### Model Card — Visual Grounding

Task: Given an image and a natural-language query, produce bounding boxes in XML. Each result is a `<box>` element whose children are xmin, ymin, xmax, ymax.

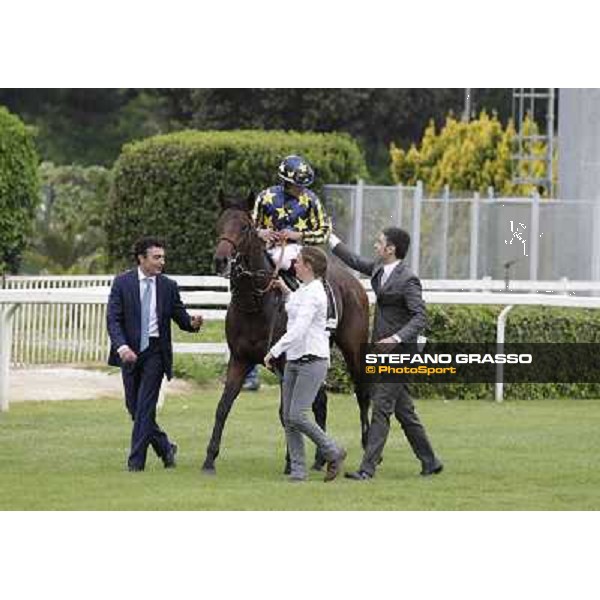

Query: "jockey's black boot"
<box><xmin>279</xmin><ymin>268</ymin><xmax>300</xmax><ymax>291</ymax></box>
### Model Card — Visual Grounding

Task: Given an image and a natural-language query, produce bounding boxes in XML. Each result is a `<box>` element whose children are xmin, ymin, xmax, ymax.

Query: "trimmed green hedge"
<box><xmin>327</xmin><ymin>304</ymin><xmax>600</xmax><ymax>400</ymax></box>
<box><xmin>107</xmin><ymin>130</ymin><xmax>367</xmax><ymax>273</ymax></box>
<box><xmin>0</xmin><ymin>106</ymin><xmax>39</xmax><ymax>274</ymax></box>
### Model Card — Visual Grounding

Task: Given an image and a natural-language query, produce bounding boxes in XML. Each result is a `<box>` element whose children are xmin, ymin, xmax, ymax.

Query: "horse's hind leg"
<box><xmin>355</xmin><ymin>382</ymin><xmax>370</xmax><ymax>450</ymax></box>
<box><xmin>338</xmin><ymin>341</ymin><xmax>370</xmax><ymax>450</ymax></box>
<box><xmin>277</xmin><ymin>376</ymin><xmax>292</xmax><ymax>475</ymax></box>
<box><xmin>202</xmin><ymin>358</ymin><xmax>249</xmax><ymax>474</ymax></box>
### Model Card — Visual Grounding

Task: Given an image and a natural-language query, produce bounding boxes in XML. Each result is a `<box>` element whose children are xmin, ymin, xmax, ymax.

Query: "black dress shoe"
<box><xmin>163</xmin><ymin>443</ymin><xmax>178</xmax><ymax>469</ymax></box>
<box><xmin>344</xmin><ymin>470</ymin><xmax>373</xmax><ymax>481</ymax></box>
<box><xmin>420</xmin><ymin>461</ymin><xmax>444</xmax><ymax>476</ymax></box>
<box><xmin>311</xmin><ymin>459</ymin><xmax>325</xmax><ymax>472</ymax></box>
<box><xmin>128</xmin><ymin>465</ymin><xmax>144</xmax><ymax>472</ymax></box>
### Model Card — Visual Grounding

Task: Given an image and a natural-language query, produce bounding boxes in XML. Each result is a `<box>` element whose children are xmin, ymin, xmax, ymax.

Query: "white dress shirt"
<box><xmin>138</xmin><ymin>268</ymin><xmax>159</xmax><ymax>338</ymax></box>
<box><xmin>269</xmin><ymin>279</ymin><xmax>330</xmax><ymax>362</ymax></box>
<box><xmin>380</xmin><ymin>261</ymin><xmax>401</xmax><ymax>342</ymax></box>
<box><xmin>117</xmin><ymin>269</ymin><xmax>159</xmax><ymax>356</ymax></box>
<box><xmin>380</xmin><ymin>260</ymin><xmax>400</xmax><ymax>287</ymax></box>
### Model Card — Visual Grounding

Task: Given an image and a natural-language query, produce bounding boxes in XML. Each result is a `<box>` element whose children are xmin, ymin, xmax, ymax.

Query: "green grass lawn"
<box><xmin>1</xmin><ymin>386</ymin><xmax>599</xmax><ymax>510</ymax></box>
<box><xmin>173</xmin><ymin>319</ymin><xmax>224</xmax><ymax>343</ymax></box>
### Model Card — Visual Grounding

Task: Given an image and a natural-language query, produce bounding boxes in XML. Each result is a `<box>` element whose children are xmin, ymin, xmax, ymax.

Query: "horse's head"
<box><xmin>214</xmin><ymin>190</ymin><xmax>257</xmax><ymax>276</ymax></box>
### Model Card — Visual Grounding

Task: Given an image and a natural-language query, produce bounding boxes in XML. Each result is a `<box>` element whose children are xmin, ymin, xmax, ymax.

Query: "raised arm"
<box><xmin>329</xmin><ymin>234</ymin><xmax>376</xmax><ymax>276</ymax></box>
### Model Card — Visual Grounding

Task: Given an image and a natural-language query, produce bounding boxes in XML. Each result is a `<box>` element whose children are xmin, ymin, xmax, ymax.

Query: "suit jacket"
<box><xmin>333</xmin><ymin>243</ymin><xmax>426</xmax><ymax>343</ymax></box>
<box><xmin>107</xmin><ymin>270</ymin><xmax>195</xmax><ymax>380</ymax></box>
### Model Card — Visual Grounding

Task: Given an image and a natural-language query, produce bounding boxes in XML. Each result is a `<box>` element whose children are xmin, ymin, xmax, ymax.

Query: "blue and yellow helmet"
<box><xmin>277</xmin><ymin>155</ymin><xmax>315</xmax><ymax>187</ymax></box>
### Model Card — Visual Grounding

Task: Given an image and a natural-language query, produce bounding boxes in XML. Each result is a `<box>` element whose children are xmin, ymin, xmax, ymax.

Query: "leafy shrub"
<box><xmin>107</xmin><ymin>130</ymin><xmax>367</xmax><ymax>273</ymax></box>
<box><xmin>327</xmin><ymin>304</ymin><xmax>600</xmax><ymax>400</ymax></box>
<box><xmin>390</xmin><ymin>112</ymin><xmax>553</xmax><ymax>196</ymax></box>
<box><xmin>0</xmin><ymin>106</ymin><xmax>39</xmax><ymax>274</ymax></box>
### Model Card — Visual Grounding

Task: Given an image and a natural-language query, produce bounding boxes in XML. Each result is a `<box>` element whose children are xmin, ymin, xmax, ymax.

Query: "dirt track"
<box><xmin>8</xmin><ymin>367</ymin><xmax>194</xmax><ymax>402</ymax></box>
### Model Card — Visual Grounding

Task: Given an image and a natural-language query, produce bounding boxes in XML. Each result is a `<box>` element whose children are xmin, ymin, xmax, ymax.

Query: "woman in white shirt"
<box><xmin>264</xmin><ymin>247</ymin><xmax>346</xmax><ymax>482</ymax></box>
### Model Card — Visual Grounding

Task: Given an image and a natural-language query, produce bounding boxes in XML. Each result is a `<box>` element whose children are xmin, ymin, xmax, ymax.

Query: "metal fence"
<box><xmin>4</xmin><ymin>274</ymin><xmax>600</xmax><ymax>373</ymax></box>
<box><xmin>324</xmin><ymin>183</ymin><xmax>600</xmax><ymax>282</ymax></box>
<box><xmin>0</xmin><ymin>276</ymin><xmax>113</xmax><ymax>366</ymax></box>
<box><xmin>0</xmin><ymin>275</ymin><xmax>229</xmax><ymax>367</ymax></box>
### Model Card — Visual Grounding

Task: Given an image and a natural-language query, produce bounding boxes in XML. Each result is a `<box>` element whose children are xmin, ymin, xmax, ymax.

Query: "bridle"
<box><xmin>216</xmin><ymin>213</ymin><xmax>290</xmax><ymax>350</ymax></box>
<box><xmin>217</xmin><ymin>224</ymin><xmax>287</xmax><ymax>305</ymax></box>
<box><xmin>217</xmin><ymin>235</ymin><xmax>239</xmax><ymax>254</ymax></box>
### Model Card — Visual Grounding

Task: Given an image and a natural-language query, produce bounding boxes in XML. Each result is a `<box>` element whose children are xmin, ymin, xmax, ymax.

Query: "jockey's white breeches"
<box><xmin>267</xmin><ymin>243</ymin><xmax>301</xmax><ymax>271</ymax></box>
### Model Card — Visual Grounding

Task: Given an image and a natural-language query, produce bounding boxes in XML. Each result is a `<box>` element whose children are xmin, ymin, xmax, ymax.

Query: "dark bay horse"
<box><xmin>201</xmin><ymin>192</ymin><xmax>370</xmax><ymax>474</ymax></box>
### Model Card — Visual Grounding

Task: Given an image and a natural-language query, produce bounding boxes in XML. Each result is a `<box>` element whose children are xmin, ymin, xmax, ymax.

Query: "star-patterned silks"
<box><xmin>262</xmin><ymin>190</ymin><xmax>275</xmax><ymax>205</ymax></box>
<box><xmin>298</xmin><ymin>193</ymin><xmax>310</xmax><ymax>207</ymax></box>
<box><xmin>252</xmin><ymin>185</ymin><xmax>328</xmax><ymax>242</ymax></box>
<box><xmin>295</xmin><ymin>217</ymin><xmax>308</xmax><ymax>231</ymax></box>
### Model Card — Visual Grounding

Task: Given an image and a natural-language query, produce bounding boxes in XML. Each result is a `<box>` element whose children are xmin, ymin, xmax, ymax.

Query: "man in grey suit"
<box><xmin>329</xmin><ymin>226</ymin><xmax>443</xmax><ymax>480</ymax></box>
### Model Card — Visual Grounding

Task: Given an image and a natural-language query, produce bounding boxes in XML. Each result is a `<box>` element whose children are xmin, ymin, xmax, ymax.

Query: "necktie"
<box><xmin>140</xmin><ymin>278</ymin><xmax>152</xmax><ymax>352</ymax></box>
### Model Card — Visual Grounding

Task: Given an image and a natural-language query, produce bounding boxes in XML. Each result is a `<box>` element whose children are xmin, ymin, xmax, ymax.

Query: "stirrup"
<box><xmin>323</xmin><ymin>279</ymin><xmax>338</xmax><ymax>332</ymax></box>
<box><xmin>326</xmin><ymin>318</ymin><xmax>338</xmax><ymax>333</ymax></box>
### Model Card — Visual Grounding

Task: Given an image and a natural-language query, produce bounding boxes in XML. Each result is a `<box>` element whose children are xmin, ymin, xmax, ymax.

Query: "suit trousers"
<box><xmin>360</xmin><ymin>382</ymin><xmax>438</xmax><ymax>476</ymax></box>
<box><xmin>281</xmin><ymin>358</ymin><xmax>339</xmax><ymax>479</ymax></box>
<box><xmin>122</xmin><ymin>338</ymin><xmax>171</xmax><ymax>469</ymax></box>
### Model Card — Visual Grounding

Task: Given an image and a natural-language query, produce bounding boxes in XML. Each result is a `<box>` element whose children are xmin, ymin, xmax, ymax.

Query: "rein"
<box><xmin>259</xmin><ymin>238</ymin><xmax>287</xmax><ymax>295</ymax></box>
<box><xmin>217</xmin><ymin>217</ymin><xmax>292</xmax><ymax>365</ymax></box>
<box><xmin>218</xmin><ymin>233</ymin><xmax>287</xmax><ymax>297</ymax></box>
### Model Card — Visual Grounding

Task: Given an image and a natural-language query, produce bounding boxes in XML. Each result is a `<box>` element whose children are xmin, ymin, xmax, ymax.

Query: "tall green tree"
<box><xmin>21</xmin><ymin>163</ymin><xmax>112</xmax><ymax>274</ymax></box>
<box><xmin>0</xmin><ymin>89</ymin><xmax>514</xmax><ymax>178</ymax></box>
<box><xmin>156</xmin><ymin>89</ymin><xmax>469</xmax><ymax>181</ymax></box>
<box><xmin>0</xmin><ymin>89</ymin><xmax>165</xmax><ymax>166</ymax></box>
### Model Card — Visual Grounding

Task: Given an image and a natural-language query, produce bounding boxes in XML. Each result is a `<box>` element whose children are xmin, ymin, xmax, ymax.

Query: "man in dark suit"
<box><xmin>329</xmin><ymin>226</ymin><xmax>443</xmax><ymax>480</ymax></box>
<box><xmin>107</xmin><ymin>237</ymin><xmax>203</xmax><ymax>472</ymax></box>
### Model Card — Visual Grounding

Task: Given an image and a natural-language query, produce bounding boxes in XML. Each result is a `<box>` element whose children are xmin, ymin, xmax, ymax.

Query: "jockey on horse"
<box><xmin>253</xmin><ymin>154</ymin><xmax>338</xmax><ymax>330</ymax></box>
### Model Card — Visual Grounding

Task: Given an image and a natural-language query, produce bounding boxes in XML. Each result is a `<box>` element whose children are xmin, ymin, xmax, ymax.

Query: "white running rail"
<box><xmin>2</xmin><ymin>275</ymin><xmax>600</xmax><ymax>410</ymax></box>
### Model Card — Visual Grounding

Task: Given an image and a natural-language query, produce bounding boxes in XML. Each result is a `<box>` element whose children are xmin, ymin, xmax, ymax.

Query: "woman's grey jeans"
<box><xmin>281</xmin><ymin>357</ymin><xmax>339</xmax><ymax>479</ymax></box>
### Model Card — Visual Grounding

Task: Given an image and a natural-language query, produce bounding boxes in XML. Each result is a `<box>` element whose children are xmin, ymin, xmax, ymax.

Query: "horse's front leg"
<box><xmin>202</xmin><ymin>357</ymin><xmax>250</xmax><ymax>474</ymax></box>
